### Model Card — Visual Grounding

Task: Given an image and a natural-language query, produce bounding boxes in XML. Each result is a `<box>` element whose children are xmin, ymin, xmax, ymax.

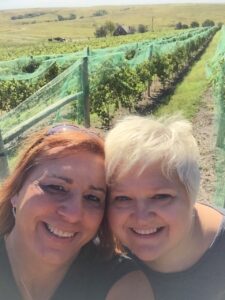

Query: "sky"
<box><xmin>0</xmin><ymin>0</ymin><xmax>225</xmax><ymax>10</ymax></box>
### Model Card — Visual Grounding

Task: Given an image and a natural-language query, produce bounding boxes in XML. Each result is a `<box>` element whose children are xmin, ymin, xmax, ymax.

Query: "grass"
<box><xmin>0</xmin><ymin>29</ymin><xmax>177</xmax><ymax>60</ymax></box>
<box><xmin>155</xmin><ymin>29</ymin><xmax>221</xmax><ymax>119</ymax></box>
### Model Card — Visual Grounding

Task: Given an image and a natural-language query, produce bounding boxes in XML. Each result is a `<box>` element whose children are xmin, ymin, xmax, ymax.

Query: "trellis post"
<box><xmin>82</xmin><ymin>53</ymin><xmax>90</xmax><ymax>128</ymax></box>
<box><xmin>0</xmin><ymin>129</ymin><xmax>9</xmax><ymax>182</ymax></box>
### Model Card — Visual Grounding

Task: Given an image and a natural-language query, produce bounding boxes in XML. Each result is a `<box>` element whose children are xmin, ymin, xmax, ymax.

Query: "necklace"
<box><xmin>19</xmin><ymin>277</ymin><xmax>34</xmax><ymax>300</ymax></box>
<box><xmin>5</xmin><ymin>236</ymin><xmax>34</xmax><ymax>300</ymax></box>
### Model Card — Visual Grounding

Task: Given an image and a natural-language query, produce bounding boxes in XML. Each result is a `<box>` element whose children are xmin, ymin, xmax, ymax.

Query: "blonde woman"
<box><xmin>105</xmin><ymin>115</ymin><xmax>225</xmax><ymax>300</ymax></box>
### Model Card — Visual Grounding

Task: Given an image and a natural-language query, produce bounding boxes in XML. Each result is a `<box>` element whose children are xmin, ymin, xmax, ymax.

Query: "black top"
<box><xmin>131</xmin><ymin>216</ymin><xmax>225</xmax><ymax>300</ymax></box>
<box><xmin>0</xmin><ymin>238</ymin><xmax>138</xmax><ymax>300</ymax></box>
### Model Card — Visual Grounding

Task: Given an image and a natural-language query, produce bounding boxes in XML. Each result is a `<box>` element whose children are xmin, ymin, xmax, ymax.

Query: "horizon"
<box><xmin>0</xmin><ymin>0</ymin><xmax>225</xmax><ymax>11</ymax></box>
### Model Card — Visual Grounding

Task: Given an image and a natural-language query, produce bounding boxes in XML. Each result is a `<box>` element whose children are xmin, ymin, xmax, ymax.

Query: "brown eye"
<box><xmin>114</xmin><ymin>195</ymin><xmax>131</xmax><ymax>202</ymax></box>
<box><xmin>84</xmin><ymin>194</ymin><xmax>100</xmax><ymax>203</ymax></box>
<box><xmin>39</xmin><ymin>184</ymin><xmax>67</xmax><ymax>194</ymax></box>
<box><xmin>152</xmin><ymin>194</ymin><xmax>172</xmax><ymax>200</ymax></box>
<box><xmin>84</xmin><ymin>194</ymin><xmax>103</xmax><ymax>208</ymax></box>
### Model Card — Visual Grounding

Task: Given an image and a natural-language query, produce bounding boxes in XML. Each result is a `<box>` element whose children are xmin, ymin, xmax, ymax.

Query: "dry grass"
<box><xmin>0</xmin><ymin>4</ymin><xmax>224</xmax><ymax>45</ymax></box>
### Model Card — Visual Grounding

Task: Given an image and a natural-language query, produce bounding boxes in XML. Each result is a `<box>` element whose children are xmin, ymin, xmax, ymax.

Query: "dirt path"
<box><xmin>192</xmin><ymin>87</ymin><xmax>216</xmax><ymax>204</ymax></box>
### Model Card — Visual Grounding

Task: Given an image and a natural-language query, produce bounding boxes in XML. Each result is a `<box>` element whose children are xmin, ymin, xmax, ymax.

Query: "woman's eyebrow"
<box><xmin>49</xmin><ymin>174</ymin><xmax>73</xmax><ymax>184</ymax></box>
<box><xmin>89</xmin><ymin>185</ymin><xmax>106</xmax><ymax>194</ymax></box>
<box><xmin>48</xmin><ymin>176</ymin><xmax>106</xmax><ymax>193</ymax></box>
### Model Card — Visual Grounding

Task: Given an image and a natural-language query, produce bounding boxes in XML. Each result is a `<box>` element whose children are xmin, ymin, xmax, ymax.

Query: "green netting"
<box><xmin>90</xmin><ymin>27</ymin><xmax>215</xmax><ymax>71</ymax></box>
<box><xmin>207</xmin><ymin>25</ymin><xmax>225</xmax><ymax>207</ymax></box>
<box><xmin>0</xmin><ymin>26</ymin><xmax>212</xmax><ymax>83</ymax></box>
<box><xmin>0</xmin><ymin>59</ymin><xmax>82</xmax><ymax>138</ymax></box>
<box><xmin>0</xmin><ymin>26</ymin><xmax>217</xmax><ymax>146</ymax></box>
<box><xmin>0</xmin><ymin>52</ymin><xmax>84</xmax><ymax>82</ymax></box>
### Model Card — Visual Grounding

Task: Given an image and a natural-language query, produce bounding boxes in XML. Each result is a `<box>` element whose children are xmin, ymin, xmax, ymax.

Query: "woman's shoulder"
<box><xmin>195</xmin><ymin>203</ymin><xmax>225</xmax><ymax>252</ymax></box>
<box><xmin>196</xmin><ymin>202</ymin><xmax>225</xmax><ymax>216</ymax></box>
<box><xmin>195</xmin><ymin>202</ymin><xmax>225</xmax><ymax>227</ymax></box>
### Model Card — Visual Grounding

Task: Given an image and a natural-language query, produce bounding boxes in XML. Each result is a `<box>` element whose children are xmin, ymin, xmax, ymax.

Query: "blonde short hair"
<box><xmin>105</xmin><ymin>114</ymin><xmax>200</xmax><ymax>202</ymax></box>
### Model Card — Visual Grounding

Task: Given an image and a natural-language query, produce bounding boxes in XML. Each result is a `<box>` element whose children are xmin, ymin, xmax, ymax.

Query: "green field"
<box><xmin>0</xmin><ymin>4</ymin><xmax>224</xmax><ymax>46</ymax></box>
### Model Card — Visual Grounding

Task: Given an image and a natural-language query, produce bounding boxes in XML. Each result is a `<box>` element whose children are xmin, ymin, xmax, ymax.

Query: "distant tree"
<box><xmin>93</xmin><ymin>10</ymin><xmax>108</xmax><ymax>17</ymax></box>
<box><xmin>11</xmin><ymin>12</ymin><xmax>45</xmax><ymax>20</ymax></box>
<box><xmin>138</xmin><ymin>24</ymin><xmax>148</xmax><ymax>33</ymax></box>
<box><xmin>182</xmin><ymin>24</ymin><xmax>189</xmax><ymax>29</ymax></box>
<box><xmin>69</xmin><ymin>13</ymin><xmax>76</xmax><ymax>20</ymax></box>
<box><xmin>217</xmin><ymin>22</ymin><xmax>223</xmax><ymax>28</ymax></box>
<box><xmin>129</xmin><ymin>26</ymin><xmax>136</xmax><ymax>34</ymax></box>
<box><xmin>57</xmin><ymin>15</ymin><xmax>64</xmax><ymax>21</ymax></box>
<box><xmin>202</xmin><ymin>19</ymin><xmax>215</xmax><ymax>27</ymax></box>
<box><xmin>190</xmin><ymin>21</ymin><xmax>199</xmax><ymax>28</ymax></box>
<box><xmin>175</xmin><ymin>22</ymin><xmax>182</xmax><ymax>30</ymax></box>
<box><xmin>95</xmin><ymin>26</ymin><xmax>107</xmax><ymax>38</ymax></box>
<box><xmin>104</xmin><ymin>21</ymin><xmax>115</xmax><ymax>35</ymax></box>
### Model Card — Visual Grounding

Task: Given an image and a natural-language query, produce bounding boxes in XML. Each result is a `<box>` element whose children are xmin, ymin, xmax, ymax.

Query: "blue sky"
<box><xmin>0</xmin><ymin>0</ymin><xmax>225</xmax><ymax>10</ymax></box>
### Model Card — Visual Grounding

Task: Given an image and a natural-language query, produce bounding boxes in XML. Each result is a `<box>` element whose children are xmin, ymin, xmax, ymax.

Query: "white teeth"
<box><xmin>46</xmin><ymin>224</ymin><xmax>75</xmax><ymax>238</ymax></box>
<box><xmin>132</xmin><ymin>228</ymin><xmax>158</xmax><ymax>235</ymax></box>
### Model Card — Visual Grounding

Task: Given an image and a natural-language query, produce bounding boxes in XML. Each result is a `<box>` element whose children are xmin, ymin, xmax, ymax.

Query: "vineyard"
<box><xmin>0</xmin><ymin>29</ymin><xmax>178</xmax><ymax>61</ymax></box>
<box><xmin>0</xmin><ymin>27</ymin><xmax>218</xmax><ymax>130</ymax></box>
<box><xmin>0</xmin><ymin>24</ymin><xmax>223</xmax><ymax>188</ymax></box>
<box><xmin>208</xmin><ymin>26</ymin><xmax>225</xmax><ymax>207</ymax></box>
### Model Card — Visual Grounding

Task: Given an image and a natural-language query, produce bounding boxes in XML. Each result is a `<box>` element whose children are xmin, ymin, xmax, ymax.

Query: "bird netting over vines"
<box><xmin>0</xmin><ymin>26</ymin><xmax>217</xmax><ymax>142</ymax></box>
<box><xmin>208</xmin><ymin>25</ymin><xmax>225</xmax><ymax>208</ymax></box>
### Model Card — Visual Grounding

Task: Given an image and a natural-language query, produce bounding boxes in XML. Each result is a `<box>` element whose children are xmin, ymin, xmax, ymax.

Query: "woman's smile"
<box><xmin>44</xmin><ymin>223</ymin><xmax>76</xmax><ymax>239</ymax></box>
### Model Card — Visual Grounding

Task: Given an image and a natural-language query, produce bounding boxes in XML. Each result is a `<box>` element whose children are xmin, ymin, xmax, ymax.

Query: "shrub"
<box><xmin>190</xmin><ymin>21</ymin><xmax>199</xmax><ymax>28</ymax></box>
<box><xmin>202</xmin><ymin>19</ymin><xmax>215</xmax><ymax>27</ymax></box>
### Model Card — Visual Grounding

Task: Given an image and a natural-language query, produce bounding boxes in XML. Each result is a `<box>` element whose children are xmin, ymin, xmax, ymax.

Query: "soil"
<box><xmin>192</xmin><ymin>87</ymin><xmax>216</xmax><ymax>204</ymax></box>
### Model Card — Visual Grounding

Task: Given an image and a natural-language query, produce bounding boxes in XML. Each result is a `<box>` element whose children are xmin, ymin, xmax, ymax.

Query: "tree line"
<box><xmin>175</xmin><ymin>19</ymin><xmax>223</xmax><ymax>30</ymax></box>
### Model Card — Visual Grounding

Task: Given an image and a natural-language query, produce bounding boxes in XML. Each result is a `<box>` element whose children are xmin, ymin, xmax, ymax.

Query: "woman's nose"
<box><xmin>133</xmin><ymin>203</ymin><xmax>156</xmax><ymax>222</ymax></box>
<box><xmin>57</xmin><ymin>196</ymin><xmax>83</xmax><ymax>223</ymax></box>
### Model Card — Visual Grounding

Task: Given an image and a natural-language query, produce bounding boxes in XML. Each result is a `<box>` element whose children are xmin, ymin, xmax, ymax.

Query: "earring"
<box><xmin>12</xmin><ymin>206</ymin><xmax>16</xmax><ymax>218</ymax></box>
<box><xmin>93</xmin><ymin>236</ymin><xmax>100</xmax><ymax>245</ymax></box>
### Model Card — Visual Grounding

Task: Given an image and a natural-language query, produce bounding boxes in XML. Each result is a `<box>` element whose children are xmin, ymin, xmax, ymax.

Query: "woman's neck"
<box><xmin>146</xmin><ymin>208</ymin><xmax>202</xmax><ymax>273</ymax></box>
<box><xmin>146</xmin><ymin>204</ymin><xmax>223</xmax><ymax>273</ymax></box>
<box><xmin>5</xmin><ymin>232</ymin><xmax>71</xmax><ymax>300</ymax></box>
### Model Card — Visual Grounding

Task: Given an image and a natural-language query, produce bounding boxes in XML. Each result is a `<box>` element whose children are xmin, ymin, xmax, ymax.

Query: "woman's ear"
<box><xmin>11</xmin><ymin>194</ymin><xmax>18</xmax><ymax>207</ymax></box>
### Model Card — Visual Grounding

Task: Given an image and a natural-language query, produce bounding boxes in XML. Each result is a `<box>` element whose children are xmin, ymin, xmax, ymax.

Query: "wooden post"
<box><xmin>86</xmin><ymin>46</ymin><xmax>90</xmax><ymax>56</ymax></box>
<box><xmin>148</xmin><ymin>45</ymin><xmax>153</xmax><ymax>98</ymax></box>
<box><xmin>216</xmin><ymin>112</ymin><xmax>225</xmax><ymax>148</ymax></box>
<box><xmin>82</xmin><ymin>53</ymin><xmax>90</xmax><ymax>128</ymax></box>
<box><xmin>0</xmin><ymin>129</ymin><xmax>9</xmax><ymax>181</ymax></box>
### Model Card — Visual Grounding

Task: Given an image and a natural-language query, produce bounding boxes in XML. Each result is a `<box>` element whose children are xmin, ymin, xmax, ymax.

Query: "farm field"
<box><xmin>0</xmin><ymin>3</ymin><xmax>224</xmax><ymax>59</ymax></box>
<box><xmin>0</xmin><ymin>29</ymin><xmax>178</xmax><ymax>60</ymax></box>
<box><xmin>0</xmin><ymin>4</ymin><xmax>225</xmax><ymax>43</ymax></box>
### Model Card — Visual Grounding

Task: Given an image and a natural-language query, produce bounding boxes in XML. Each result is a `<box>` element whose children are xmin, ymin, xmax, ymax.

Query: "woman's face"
<box><xmin>108</xmin><ymin>162</ymin><xmax>194</xmax><ymax>268</ymax></box>
<box><xmin>10</xmin><ymin>151</ymin><xmax>106</xmax><ymax>266</ymax></box>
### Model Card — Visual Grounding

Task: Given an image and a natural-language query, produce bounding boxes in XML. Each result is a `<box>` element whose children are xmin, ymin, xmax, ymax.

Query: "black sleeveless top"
<box><xmin>131</xmin><ymin>215</ymin><xmax>225</xmax><ymax>300</ymax></box>
<box><xmin>0</xmin><ymin>238</ymin><xmax>138</xmax><ymax>300</ymax></box>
